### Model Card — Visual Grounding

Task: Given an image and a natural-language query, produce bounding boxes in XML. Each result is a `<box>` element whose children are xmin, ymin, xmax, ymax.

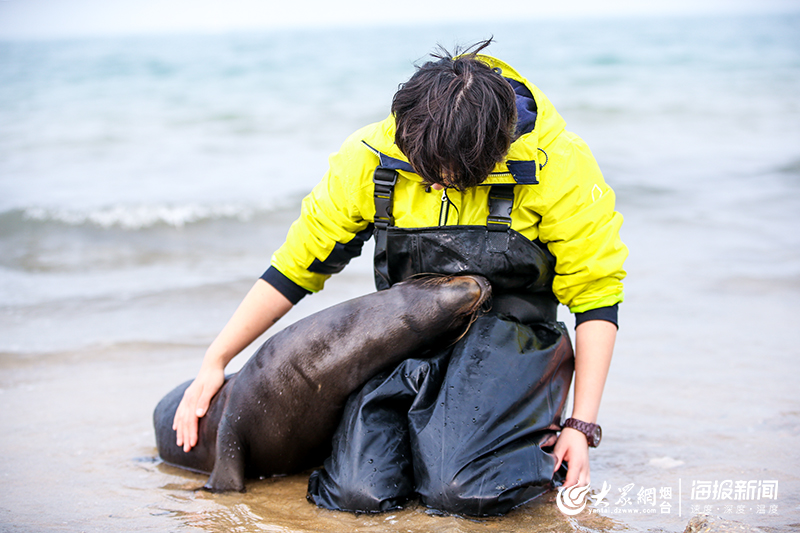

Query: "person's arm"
<box><xmin>552</xmin><ymin>319</ymin><xmax>616</xmax><ymax>487</ymax></box>
<box><xmin>173</xmin><ymin>279</ymin><xmax>293</xmax><ymax>452</ymax></box>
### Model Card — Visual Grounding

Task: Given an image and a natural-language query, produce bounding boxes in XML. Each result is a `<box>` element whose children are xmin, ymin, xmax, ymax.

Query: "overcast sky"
<box><xmin>1</xmin><ymin>0</ymin><xmax>798</xmax><ymax>39</ymax></box>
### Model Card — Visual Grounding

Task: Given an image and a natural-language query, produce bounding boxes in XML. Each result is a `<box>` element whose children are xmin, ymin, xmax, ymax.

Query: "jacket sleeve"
<box><xmin>535</xmin><ymin>131</ymin><xmax>628</xmax><ymax>315</ymax></box>
<box><xmin>265</xmin><ymin>135</ymin><xmax>375</xmax><ymax>299</ymax></box>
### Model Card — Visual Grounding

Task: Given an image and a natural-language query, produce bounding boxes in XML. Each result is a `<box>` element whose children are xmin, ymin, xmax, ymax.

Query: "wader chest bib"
<box><xmin>307</xmin><ymin>169</ymin><xmax>575</xmax><ymax>516</ymax></box>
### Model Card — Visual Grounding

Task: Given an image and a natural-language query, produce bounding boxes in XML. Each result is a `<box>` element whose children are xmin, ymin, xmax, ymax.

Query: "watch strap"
<box><xmin>562</xmin><ymin>417</ymin><xmax>602</xmax><ymax>448</ymax></box>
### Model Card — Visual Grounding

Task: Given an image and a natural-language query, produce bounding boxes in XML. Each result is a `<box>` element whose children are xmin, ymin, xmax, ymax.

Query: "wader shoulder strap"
<box><xmin>487</xmin><ymin>184</ymin><xmax>515</xmax><ymax>253</ymax></box>
<box><xmin>373</xmin><ymin>167</ymin><xmax>398</xmax><ymax>229</ymax></box>
<box><xmin>373</xmin><ymin>167</ymin><xmax>398</xmax><ymax>290</ymax></box>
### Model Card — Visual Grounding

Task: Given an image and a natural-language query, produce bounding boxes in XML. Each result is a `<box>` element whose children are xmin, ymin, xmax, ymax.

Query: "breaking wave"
<box><xmin>11</xmin><ymin>203</ymin><xmax>267</xmax><ymax>230</ymax></box>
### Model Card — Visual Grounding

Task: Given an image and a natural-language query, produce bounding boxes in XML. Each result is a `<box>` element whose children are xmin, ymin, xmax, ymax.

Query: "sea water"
<box><xmin>1</xmin><ymin>12</ymin><xmax>799</xmax><ymax>532</ymax></box>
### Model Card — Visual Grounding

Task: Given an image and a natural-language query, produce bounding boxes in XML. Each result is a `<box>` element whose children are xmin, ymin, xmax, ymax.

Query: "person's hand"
<box><xmin>172</xmin><ymin>364</ymin><xmax>225</xmax><ymax>452</ymax></box>
<box><xmin>552</xmin><ymin>427</ymin><xmax>591</xmax><ymax>488</ymax></box>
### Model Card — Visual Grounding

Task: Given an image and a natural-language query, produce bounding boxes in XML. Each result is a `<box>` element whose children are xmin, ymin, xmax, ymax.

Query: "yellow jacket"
<box><xmin>268</xmin><ymin>56</ymin><xmax>627</xmax><ymax>315</ymax></box>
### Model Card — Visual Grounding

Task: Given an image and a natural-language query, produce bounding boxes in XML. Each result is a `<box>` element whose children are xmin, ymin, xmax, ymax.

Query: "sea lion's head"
<box><xmin>399</xmin><ymin>274</ymin><xmax>492</xmax><ymax>331</ymax></box>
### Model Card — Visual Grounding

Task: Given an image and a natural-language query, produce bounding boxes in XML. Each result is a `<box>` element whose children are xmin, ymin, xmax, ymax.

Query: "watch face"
<box><xmin>592</xmin><ymin>426</ymin><xmax>602</xmax><ymax>446</ymax></box>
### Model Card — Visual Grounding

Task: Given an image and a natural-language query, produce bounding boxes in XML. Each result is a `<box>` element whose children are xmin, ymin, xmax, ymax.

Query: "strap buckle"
<box><xmin>487</xmin><ymin>185</ymin><xmax>514</xmax><ymax>232</ymax></box>
<box><xmin>373</xmin><ymin>167</ymin><xmax>398</xmax><ymax>230</ymax></box>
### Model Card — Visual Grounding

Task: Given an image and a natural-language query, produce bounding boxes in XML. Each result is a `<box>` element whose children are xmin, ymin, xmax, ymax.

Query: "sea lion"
<box><xmin>153</xmin><ymin>274</ymin><xmax>491</xmax><ymax>492</ymax></box>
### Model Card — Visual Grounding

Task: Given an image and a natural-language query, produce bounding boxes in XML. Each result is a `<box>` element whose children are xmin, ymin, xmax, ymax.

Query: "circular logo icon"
<box><xmin>556</xmin><ymin>483</ymin><xmax>591</xmax><ymax>516</ymax></box>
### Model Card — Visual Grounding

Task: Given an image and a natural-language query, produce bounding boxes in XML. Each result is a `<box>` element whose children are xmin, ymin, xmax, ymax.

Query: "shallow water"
<box><xmin>2</xmin><ymin>12</ymin><xmax>800</xmax><ymax>533</ymax></box>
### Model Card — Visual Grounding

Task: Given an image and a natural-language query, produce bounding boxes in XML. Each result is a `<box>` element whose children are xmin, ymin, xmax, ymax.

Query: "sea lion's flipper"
<box><xmin>204</xmin><ymin>422</ymin><xmax>246</xmax><ymax>492</ymax></box>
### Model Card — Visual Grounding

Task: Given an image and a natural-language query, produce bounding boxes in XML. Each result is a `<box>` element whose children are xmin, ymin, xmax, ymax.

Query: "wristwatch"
<box><xmin>562</xmin><ymin>417</ymin><xmax>602</xmax><ymax>448</ymax></box>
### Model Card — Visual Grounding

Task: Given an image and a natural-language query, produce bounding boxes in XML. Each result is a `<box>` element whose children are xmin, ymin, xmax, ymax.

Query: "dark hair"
<box><xmin>391</xmin><ymin>39</ymin><xmax>517</xmax><ymax>191</ymax></box>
